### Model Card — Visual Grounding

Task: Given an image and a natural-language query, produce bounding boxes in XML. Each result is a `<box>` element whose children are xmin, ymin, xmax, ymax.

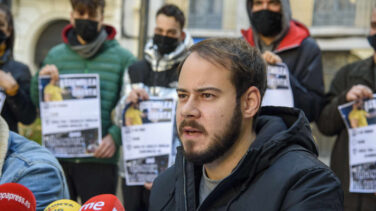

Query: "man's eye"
<box><xmin>253</xmin><ymin>0</ymin><xmax>262</xmax><ymax>5</ymax></box>
<box><xmin>202</xmin><ymin>93</ymin><xmax>214</xmax><ymax>99</ymax></box>
<box><xmin>178</xmin><ymin>93</ymin><xmax>187</xmax><ymax>99</ymax></box>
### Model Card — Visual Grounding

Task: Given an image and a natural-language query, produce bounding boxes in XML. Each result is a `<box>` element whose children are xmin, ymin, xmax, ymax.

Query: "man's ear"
<box><xmin>180</xmin><ymin>31</ymin><xmax>186</xmax><ymax>42</ymax></box>
<box><xmin>241</xmin><ymin>86</ymin><xmax>261</xmax><ymax>118</ymax></box>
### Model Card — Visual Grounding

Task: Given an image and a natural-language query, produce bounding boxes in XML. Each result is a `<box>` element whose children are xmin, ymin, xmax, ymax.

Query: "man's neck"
<box><xmin>204</xmin><ymin>121</ymin><xmax>256</xmax><ymax>181</ymax></box>
<box><xmin>373</xmin><ymin>53</ymin><xmax>376</xmax><ymax>63</ymax></box>
<box><xmin>259</xmin><ymin>34</ymin><xmax>276</xmax><ymax>46</ymax></box>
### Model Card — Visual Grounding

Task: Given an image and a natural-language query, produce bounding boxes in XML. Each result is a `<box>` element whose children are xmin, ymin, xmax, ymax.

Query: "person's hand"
<box><xmin>94</xmin><ymin>134</ymin><xmax>116</xmax><ymax>158</ymax></box>
<box><xmin>0</xmin><ymin>70</ymin><xmax>18</xmax><ymax>96</ymax></box>
<box><xmin>262</xmin><ymin>51</ymin><xmax>282</xmax><ymax>65</ymax></box>
<box><xmin>126</xmin><ymin>89</ymin><xmax>149</xmax><ymax>104</ymax></box>
<box><xmin>144</xmin><ymin>182</ymin><xmax>153</xmax><ymax>190</ymax></box>
<box><xmin>39</xmin><ymin>64</ymin><xmax>59</xmax><ymax>81</ymax></box>
<box><xmin>346</xmin><ymin>85</ymin><xmax>373</xmax><ymax>102</ymax></box>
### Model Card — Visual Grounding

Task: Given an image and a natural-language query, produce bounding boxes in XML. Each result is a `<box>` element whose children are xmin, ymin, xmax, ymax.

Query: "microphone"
<box><xmin>80</xmin><ymin>194</ymin><xmax>124</xmax><ymax>211</ymax></box>
<box><xmin>0</xmin><ymin>183</ymin><xmax>36</xmax><ymax>211</ymax></box>
<box><xmin>44</xmin><ymin>199</ymin><xmax>81</xmax><ymax>211</ymax></box>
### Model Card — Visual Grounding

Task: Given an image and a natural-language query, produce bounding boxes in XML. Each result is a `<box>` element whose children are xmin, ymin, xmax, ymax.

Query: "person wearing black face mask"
<box><xmin>241</xmin><ymin>0</ymin><xmax>324</xmax><ymax>123</ymax></box>
<box><xmin>113</xmin><ymin>4</ymin><xmax>193</xmax><ymax>211</ymax></box>
<box><xmin>30</xmin><ymin>0</ymin><xmax>137</xmax><ymax>203</ymax></box>
<box><xmin>153</xmin><ymin>34</ymin><xmax>180</xmax><ymax>55</ymax></box>
<box><xmin>316</xmin><ymin>7</ymin><xmax>376</xmax><ymax>211</ymax></box>
<box><xmin>0</xmin><ymin>4</ymin><xmax>36</xmax><ymax>133</ymax></box>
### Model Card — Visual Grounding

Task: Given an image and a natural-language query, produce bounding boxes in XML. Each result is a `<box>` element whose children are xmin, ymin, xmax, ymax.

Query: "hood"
<box><xmin>227</xmin><ymin>106</ymin><xmax>317</xmax><ymax>185</ymax></box>
<box><xmin>244</xmin><ymin>0</ymin><xmax>294</xmax><ymax>51</ymax></box>
<box><xmin>241</xmin><ymin>20</ymin><xmax>310</xmax><ymax>53</ymax></box>
<box><xmin>144</xmin><ymin>31</ymin><xmax>194</xmax><ymax>72</ymax></box>
<box><xmin>62</xmin><ymin>24</ymin><xmax>117</xmax><ymax>44</ymax></box>
<box><xmin>252</xmin><ymin>106</ymin><xmax>317</xmax><ymax>158</ymax></box>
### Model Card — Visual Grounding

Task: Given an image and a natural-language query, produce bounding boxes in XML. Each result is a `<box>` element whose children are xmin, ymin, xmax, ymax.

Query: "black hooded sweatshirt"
<box><xmin>149</xmin><ymin>107</ymin><xmax>343</xmax><ymax>210</ymax></box>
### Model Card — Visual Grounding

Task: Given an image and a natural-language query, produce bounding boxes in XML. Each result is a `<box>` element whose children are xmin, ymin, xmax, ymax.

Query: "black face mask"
<box><xmin>153</xmin><ymin>34</ymin><xmax>179</xmax><ymax>55</ymax></box>
<box><xmin>368</xmin><ymin>34</ymin><xmax>376</xmax><ymax>51</ymax></box>
<box><xmin>74</xmin><ymin>19</ymin><xmax>100</xmax><ymax>43</ymax></box>
<box><xmin>250</xmin><ymin>10</ymin><xmax>282</xmax><ymax>37</ymax></box>
<box><xmin>0</xmin><ymin>30</ymin><xmax>8</xmax><ymax>44</ymax></box>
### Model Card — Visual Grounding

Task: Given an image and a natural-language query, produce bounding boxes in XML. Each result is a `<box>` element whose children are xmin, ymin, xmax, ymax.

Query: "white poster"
<box><xmin>0</xmin><ymin>89</ymin><xmax>5</xmax><ymax>113</ymax></box>
<box><xmin>262</xmin><ymin>63</ymin><xmax>294</xmax><ymax>107</ymax></box>
<box><xmin>39</xmin><ymin>74</ymin><xmax>102</xmax><ymax>158</ymax></box>
<box><xmin>338</xmin><ymin>95</ymin><xmax>376</xmax><ymax>193</ymax></box>
<box><xmin>121</xmin><ymin>98</ymin><xmax>175</xmax><ymax>186</ymax></box>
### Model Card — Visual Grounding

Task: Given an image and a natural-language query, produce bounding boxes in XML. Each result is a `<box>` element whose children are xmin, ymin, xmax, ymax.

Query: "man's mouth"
<box><xmin>178</xmin><ymin>120</ymin><xmax>208</xmax><ymax>137</ymax></box>
<box><xmin>183</xmin><ymin>127</ymin><xmax>203</xmax><ymax>136</ymax></box>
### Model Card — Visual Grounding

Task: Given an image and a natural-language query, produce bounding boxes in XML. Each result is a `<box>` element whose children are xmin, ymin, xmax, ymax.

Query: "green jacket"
<box><xmin>30</xmin><ymin>25</ymin><xmax>136</xmax><ymax>164</ymax></box>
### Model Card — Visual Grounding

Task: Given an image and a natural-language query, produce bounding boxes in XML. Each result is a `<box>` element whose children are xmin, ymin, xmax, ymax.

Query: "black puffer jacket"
<box><xmin>1</xmin><ymin>54</ymin><xmax>36</xmax><ymax>132</ymax></box>
<box><xmin>149</xmin><ymin>107</ymin><xmax>343</xmax><ymax>210</ymax></box>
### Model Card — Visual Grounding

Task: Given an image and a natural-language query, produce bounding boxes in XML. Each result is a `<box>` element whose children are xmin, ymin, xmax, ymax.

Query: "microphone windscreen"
<box><xmin>44</xmin><ymin>199</ymin><xmax>81</xmax><ymax>211</ymax></box>
<box><xmin>80</xmin><ymin>194</ymin><xmax>124</xmax><ymax>211</ymax></box>
<box><xmin>0</xmin><ymin>183</ymin><xmax>36</xmax><ymax>211</ymax></box>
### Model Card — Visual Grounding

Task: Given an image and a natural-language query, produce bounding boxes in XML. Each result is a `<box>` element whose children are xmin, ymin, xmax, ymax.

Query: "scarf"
<box><xmin>69</xmin><ymin>29</ymin><xmax>108</xmax><ymax>59</ymax></box>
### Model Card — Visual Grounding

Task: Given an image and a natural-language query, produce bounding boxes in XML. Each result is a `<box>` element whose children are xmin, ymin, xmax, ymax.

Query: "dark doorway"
<box><xmin>34</xmin><ymin>20</ymin><xmax>69</xmax><ymax>68</ymax></box>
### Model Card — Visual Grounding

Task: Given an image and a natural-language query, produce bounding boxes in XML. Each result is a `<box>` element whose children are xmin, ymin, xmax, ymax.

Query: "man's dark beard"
<box><xmin>178</xmin><ymin>101</ymin><xmax>242</xmax><ymax>165</ymax></box>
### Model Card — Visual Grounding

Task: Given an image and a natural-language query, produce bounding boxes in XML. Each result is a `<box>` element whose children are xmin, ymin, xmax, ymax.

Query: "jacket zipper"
<box><xmin>183</xmin><ymin>159</ymin><xmax>188</xmax><ymax>211</ymax></box>
<box><xmin>152</xmin><ymin>58</ymin><xmax>161</xmax><ymax>96</ymax></box>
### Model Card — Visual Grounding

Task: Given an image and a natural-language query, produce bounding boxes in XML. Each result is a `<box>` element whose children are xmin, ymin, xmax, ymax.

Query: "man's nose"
<box><xmin>180</xmin><ymin>97</ymin><xmax>200</xmax><ymax>119</ymax></box>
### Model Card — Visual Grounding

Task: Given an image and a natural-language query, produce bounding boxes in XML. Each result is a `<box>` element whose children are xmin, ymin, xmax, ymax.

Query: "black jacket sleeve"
<box><xmin>281</xmin><ymin>37</ymin><xmax>325</xmax><ymax>122</ymax></box>
<box><xmin>5</xmin><ymin>62</ymin><xmax>36</xmax><ymax>125</ymax></box>
<box><xmin>316</xmin><ymin>65</ymin><xmax>350</xmax><ymax>136</ymax></box>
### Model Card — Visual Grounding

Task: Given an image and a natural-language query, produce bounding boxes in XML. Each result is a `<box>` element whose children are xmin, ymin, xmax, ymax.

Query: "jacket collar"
<box><xmin>62</xmin><ymin>24</ymin><xmax>117</xmax><ymax>44</ymax></box>
<box><xmin>349</xmin><ymin>56</ymin><xmax>374</xmax><ymax>77</ymax></box>
<box><xmin>241</xmin><ymin>20</ymin><xmax>310</xmax><ymax>53</ymax></box>
<box><xmin>0</xmin><ymin>117</ymin><xmax>9</xmax><ymax>177</ymax></box>
<box><xmin>348</xmin><ymin>56</ymin><xmax>375</xmax><ymax>90</ymax></box>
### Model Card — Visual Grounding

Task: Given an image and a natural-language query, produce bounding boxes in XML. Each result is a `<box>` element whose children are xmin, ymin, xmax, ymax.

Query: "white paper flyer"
<box><xmin>121</xmin><ymin>98</ymin><xmax>175</xmax><ymax>186</ymax></box>
<box><xmin>39</xmin><ymin>74</ymin><xmax>102</xmax><ymax>158</ymax></box>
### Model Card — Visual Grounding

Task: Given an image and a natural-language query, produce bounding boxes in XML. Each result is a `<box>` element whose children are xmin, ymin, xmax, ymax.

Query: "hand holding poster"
<box><xmin>0</xmin><ymin>89</ymin><xmax>5</xmax><ymax>113</ymax></box>
<box><xmin>39</xmin><ymin>74</ymin><xmax>102</xmax><ymax>158</ymax></box>
<box><xmin>121</xmin><ymin>98</ymin><xmax>175</xmax><ymax>186</ymax></box>
<box><xmin>262</xmin><ymin>63</ymin><xmax>294</xmax><ymax>107</ymax></box>
<box><xmin>338</xmin><ymin>95</ymin><xmax>376</xmax><ymax>192</ymax></box>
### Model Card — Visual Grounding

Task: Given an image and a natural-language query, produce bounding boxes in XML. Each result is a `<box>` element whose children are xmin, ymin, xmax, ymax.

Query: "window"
<box><xmin>0</xmin><ymin>0</ymin><xmax>11</xmax><ymax>8</ymax></box>
<box><xmin>313</xmin><ymin>0</ymin><xmax>356</xmax><ymax>26</ymax></box>
<box><xmin>188</xmin><ymin>0</ymin><xmax>223</xmax><ymax>29</ymax></box>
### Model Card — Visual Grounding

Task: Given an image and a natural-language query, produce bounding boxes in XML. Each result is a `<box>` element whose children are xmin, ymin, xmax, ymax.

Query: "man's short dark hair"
<box><xmin>156</xmin><ymin>4</ymin><xmax>185</xmax><ymax>29</ymax></box>
<box><xmin>178</xmin><ymin>38</ymin><xmax>267</xmax><ymax>100</ymax></box>
<box><xmin>70</xmin><ymin>0</ymin><xmax>105</xmax><ymax>16</ymax></box>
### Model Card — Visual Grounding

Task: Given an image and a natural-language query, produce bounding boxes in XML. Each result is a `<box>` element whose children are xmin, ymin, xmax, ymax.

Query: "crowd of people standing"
<box><xmin>1</xmin><ymin>0</ymin><xmax>376</xmax><ymax>210</ymax></box>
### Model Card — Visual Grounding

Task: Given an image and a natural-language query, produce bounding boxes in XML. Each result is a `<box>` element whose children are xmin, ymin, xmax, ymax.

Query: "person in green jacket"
<box><xmin>30</xmin><ymin>0</ymin><xmax>136</xmax><ymax>202</ymax></box>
